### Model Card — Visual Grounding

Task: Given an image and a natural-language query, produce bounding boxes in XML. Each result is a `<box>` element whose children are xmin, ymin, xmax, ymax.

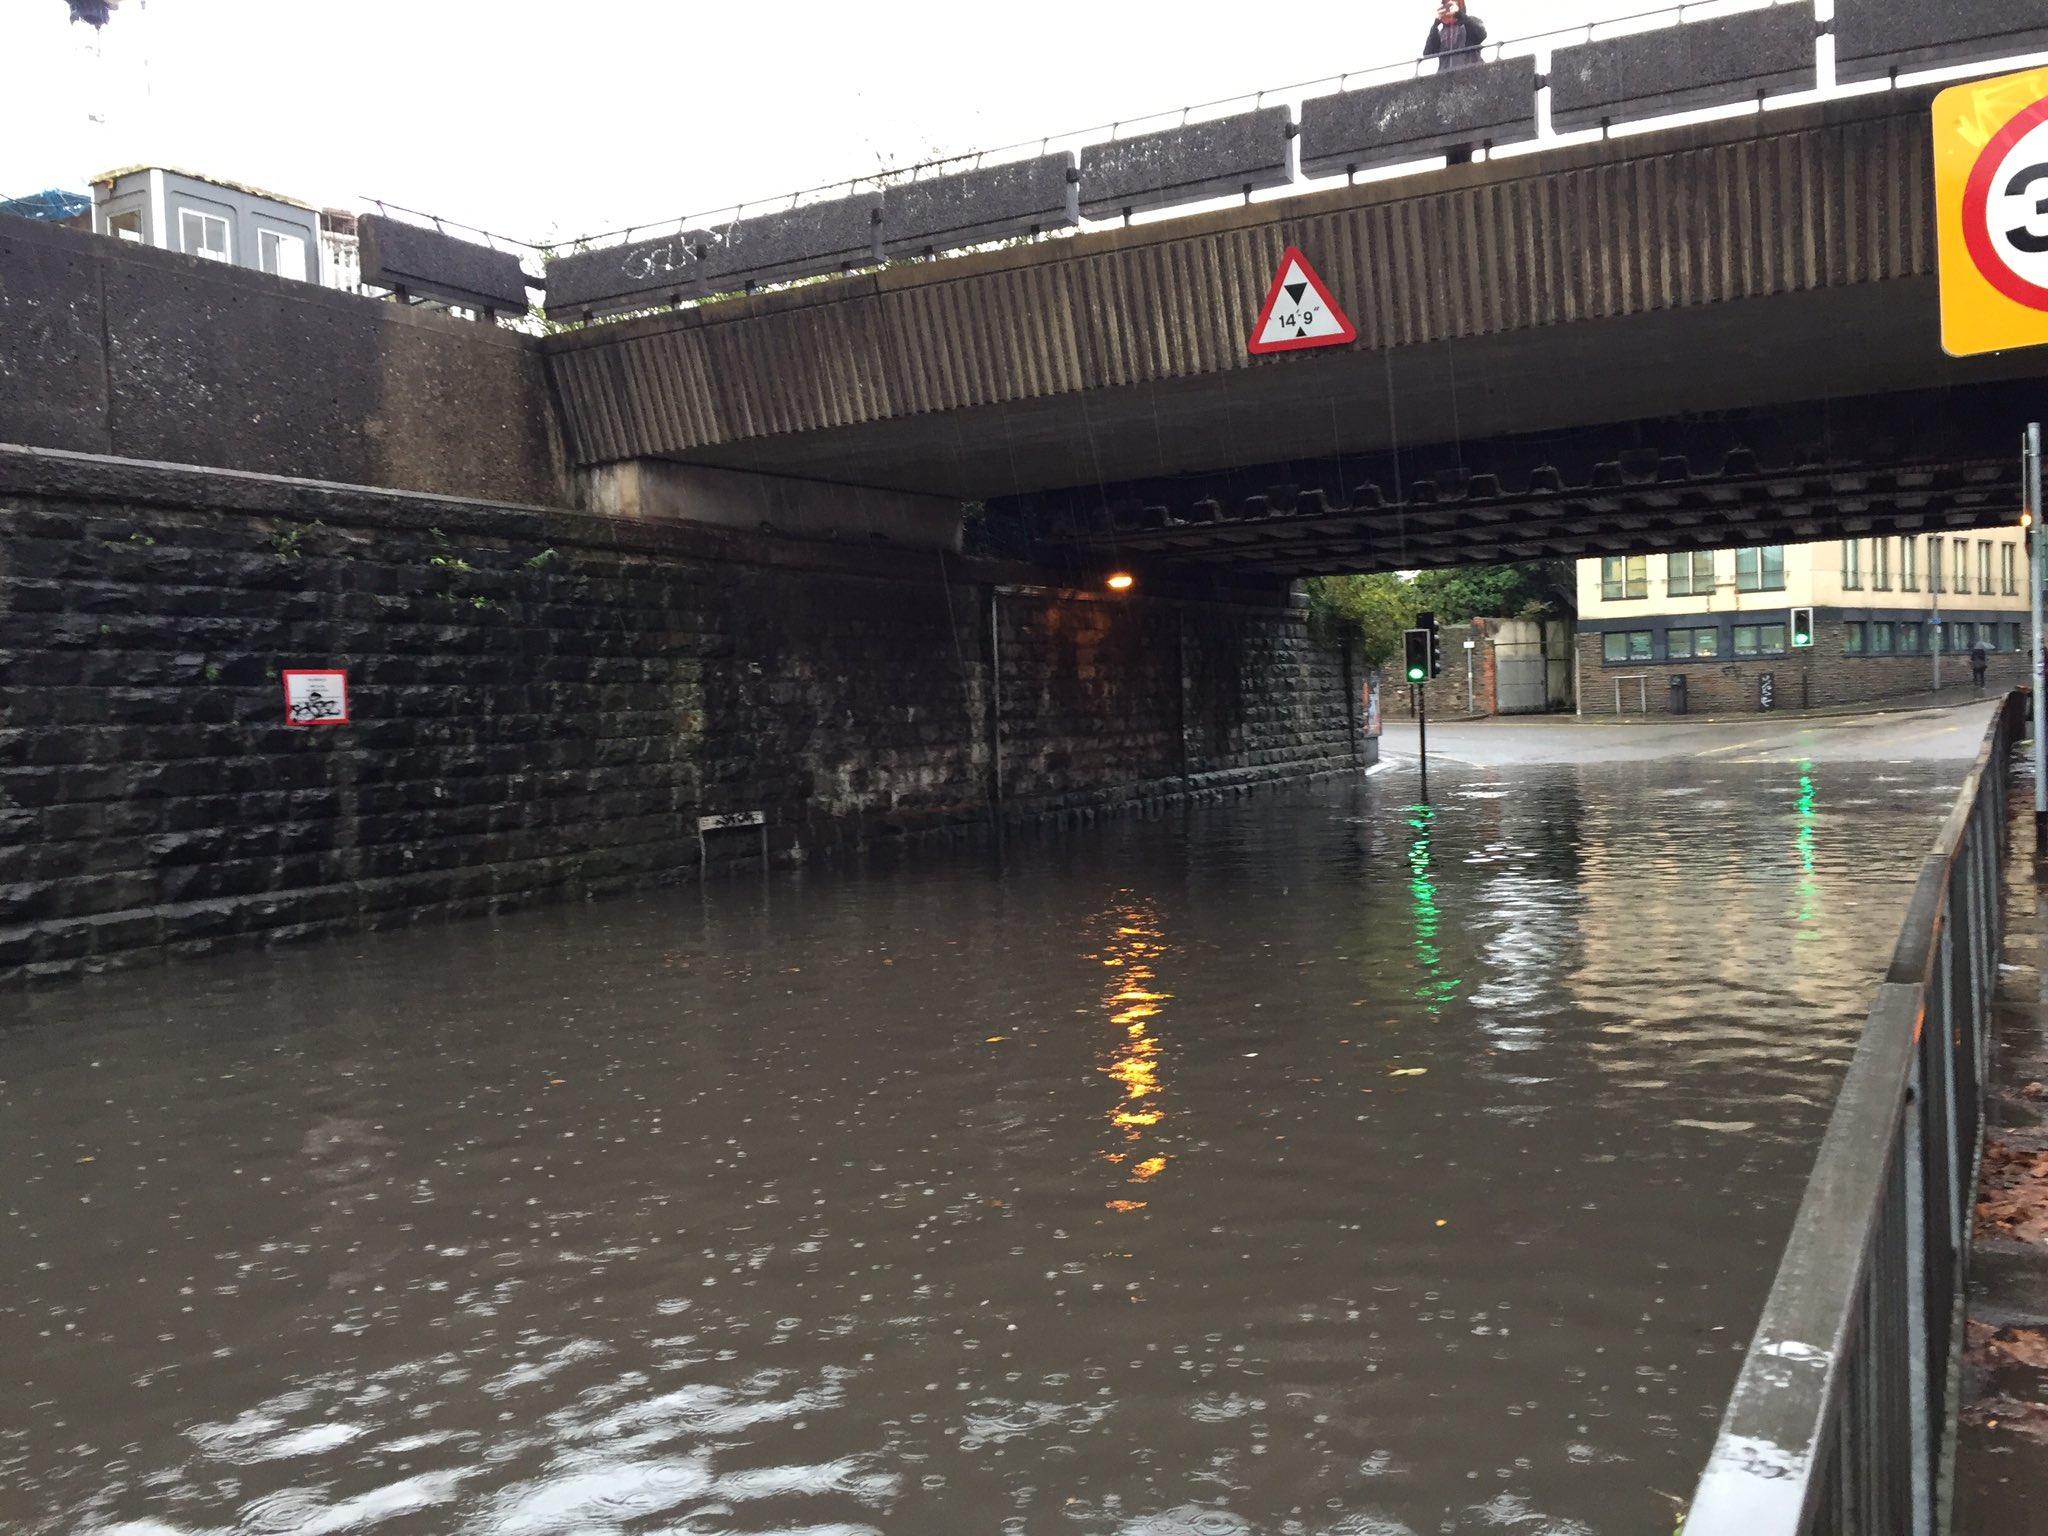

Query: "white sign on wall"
<box><xmin>282</xmin><ymin>669</ymin><xmax>349</xmax><ymax>726</ymax></box>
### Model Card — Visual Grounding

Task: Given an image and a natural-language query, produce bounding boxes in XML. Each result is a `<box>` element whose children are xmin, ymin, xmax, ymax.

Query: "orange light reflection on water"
<box><xmin>1093</xmin><ymin>902</ymin><xmax>1174</xmax><ymax>1210</ymax></box>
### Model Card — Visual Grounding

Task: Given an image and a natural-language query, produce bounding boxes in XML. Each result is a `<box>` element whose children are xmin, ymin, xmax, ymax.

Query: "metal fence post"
<box><xmin>1683</xmin><ymin>700</ymin><xmax>2022</xmax><ymax>1536</ymax></box>
<box><xmin>2031</xmin><ymin>424</ymin><xmax>2044</xmax><ymax>848</ymax></box>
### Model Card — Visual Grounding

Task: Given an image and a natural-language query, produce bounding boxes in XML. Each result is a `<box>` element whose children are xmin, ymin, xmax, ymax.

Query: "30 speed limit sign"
<box><xmin>1936</xmin><ymin>66</ymin><xmax>2048</xmax><ymax>357</ymax></box>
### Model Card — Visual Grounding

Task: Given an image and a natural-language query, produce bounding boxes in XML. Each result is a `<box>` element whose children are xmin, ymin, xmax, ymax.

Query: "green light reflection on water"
<box><xmin>1795</xmin><ymin>761</ymin><xmax>1821</xmax><ymax>928</ymax></box>
<box><xmin>1405</xmin><ymin>804</ymin><xmax>1462</xmax><ymax>1014</ymax></box>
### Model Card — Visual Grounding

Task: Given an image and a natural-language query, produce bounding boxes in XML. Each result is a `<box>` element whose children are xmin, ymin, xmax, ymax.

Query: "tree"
<box><xmin>1304</xmin><ymin>574</ymin><xmax>1416</xmax><ymax>670</ymax></box>
<box><xmin>1406</xmin><ymin>559</ymin><xmax>1575</xmax><ymax>624</ymax></box>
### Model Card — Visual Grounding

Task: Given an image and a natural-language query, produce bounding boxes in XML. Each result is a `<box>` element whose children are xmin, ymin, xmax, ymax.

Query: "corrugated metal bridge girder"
<box><xmin>539</xmin><ymin>87</ymin><xmax>1980</xmax><ymax>506</ymax></box>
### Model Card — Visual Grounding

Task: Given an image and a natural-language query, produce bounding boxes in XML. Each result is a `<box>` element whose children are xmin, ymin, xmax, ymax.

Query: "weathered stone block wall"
<box><xmin>1182</xmin><ymin>605</ymin><xmax>1358</xmax><ymax>784</ymax></box>
<box><xmin>0</xmin><ymin>449</ymin><xmax>1363</xmax><ymax>984</ymax></box>
<box><xmin>0</xmin><ymin>217</ymin><xmax>563</xmax><ymax>506</ymax></box>
<box><xmin>1574</xmin><ymin>633</ymin><xmax>2030</xmax><ymax>716</ymax></box>
<box><xmin>997</xmin><ymin>595</ymin><xmax>1181</xmax><ymax>810</ymax></box>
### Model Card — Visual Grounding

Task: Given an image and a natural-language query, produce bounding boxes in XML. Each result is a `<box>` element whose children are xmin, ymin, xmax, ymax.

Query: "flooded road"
<box><xmin>1</xmin><ymin>707</ymin><xmax>1997</xmax><ymax>1536</ymax></box>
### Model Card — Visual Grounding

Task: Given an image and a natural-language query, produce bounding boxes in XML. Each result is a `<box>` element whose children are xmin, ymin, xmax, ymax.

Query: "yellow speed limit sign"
<box><xmin>1937</xmin><ymin>66</ymin><xmax>2048</xmax><ymax>357</ymax></box>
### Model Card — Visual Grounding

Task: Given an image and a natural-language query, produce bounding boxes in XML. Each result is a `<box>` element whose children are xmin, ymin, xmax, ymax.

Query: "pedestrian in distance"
<box><xmin>1426</xmin><ymin>1</ymin><xmax>1490</xmax><ymax>163</ymax></box>
<box><xmin>1424</xmin><ymin>0</ymin><xmax>1488</xmax><ymax>73</ymax></box>
<box><xmin>1972</xmin><ymin>642</ymin><xmax>1989</xmax><ymax>693</ymax></box>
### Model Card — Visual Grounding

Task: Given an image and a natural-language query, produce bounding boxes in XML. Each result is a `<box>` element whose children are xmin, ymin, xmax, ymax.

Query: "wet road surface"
<box><xmin>1382</xmin><ymin>701</ymin><xmax>1997</xmax><ymax>766</ymax></box>
<box><xmin>0</xmin><ymin>705</ymin><xmax>2000</xmax><ymax>1536</ymax></box>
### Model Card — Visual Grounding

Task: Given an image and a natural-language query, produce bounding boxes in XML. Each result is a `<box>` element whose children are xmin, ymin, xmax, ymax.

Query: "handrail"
<box><xmin>540</xmin><ymin>0</ymin><xmax>1810</xmax><ymax>254</ymax></box>
<box><xmin>1684</xmin><ymin>690</ymin><xmax>2023</xmax><ymax>1534</ymax></box>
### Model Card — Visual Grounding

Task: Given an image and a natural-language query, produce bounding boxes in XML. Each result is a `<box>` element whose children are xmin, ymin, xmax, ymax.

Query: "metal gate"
<box><xmin>1492</xmin><ymin>619</ymin><xmax>1548</xmax><ymax>715</ymax></box>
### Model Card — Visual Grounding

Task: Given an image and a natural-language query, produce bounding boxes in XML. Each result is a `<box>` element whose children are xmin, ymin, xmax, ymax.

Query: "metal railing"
<box><xmin>1684</xmin><ymin>690</ymin><xmax>2023</xmax><ymax>1534</ymax></box>
<box><xmin>1612</xmin><ymin>673</ymin><xmax>1652</xmax><ymax>714</ymax></box>
<box><xmin>544</xmin><ymin>0</ymin><xmax>1811</xmax><ymax>257</ymax></box>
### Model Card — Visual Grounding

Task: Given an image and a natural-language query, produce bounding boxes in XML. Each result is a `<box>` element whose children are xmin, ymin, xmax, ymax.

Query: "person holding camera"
<box><xmin>1424</xmin><ymin>0</ymin><xmax>1488</xmax><ymax>72</ymax></box>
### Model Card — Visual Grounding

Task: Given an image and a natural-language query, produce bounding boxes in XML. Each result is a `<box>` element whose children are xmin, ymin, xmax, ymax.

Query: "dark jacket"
<box><xmin>1423</xmin><ymin>13</ymin><xmax>1488</xmax><ymax>72</ymax></box>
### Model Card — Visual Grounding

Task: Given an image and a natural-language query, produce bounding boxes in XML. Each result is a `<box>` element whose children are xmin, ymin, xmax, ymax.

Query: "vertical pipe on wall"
<box><xmin>987</xmin><ymin>584</ymin><xmax>1004</xmax><ymax>827</ymax></box>
<box><xmin>1342</xmin><ymin>634</ymin><xmax>1359</xmax><ymax>769</ymax></box>
<box><xmin>1177</xmin><ymin>606</ymin><xmax>1191</xmax><ymax>795</ymax></box>
<box><xmin>2028</xmin><ymin>423</ymin><xmax>2044</xmax><ymax>847</ymax></box>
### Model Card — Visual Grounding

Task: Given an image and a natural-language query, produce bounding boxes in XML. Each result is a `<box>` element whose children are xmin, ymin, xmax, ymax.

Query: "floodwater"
<box><xmin>0</xmin><ymin>723</ymin><xmax>1991</xmax><ymax>1536</ymax></box>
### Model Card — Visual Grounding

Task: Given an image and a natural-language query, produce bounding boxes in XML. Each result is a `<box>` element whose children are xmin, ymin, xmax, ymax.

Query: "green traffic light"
<box><xmin>1407</xmin><ymin>665</ymin><xmax>1425</xmax><ymax>681</ymax></box>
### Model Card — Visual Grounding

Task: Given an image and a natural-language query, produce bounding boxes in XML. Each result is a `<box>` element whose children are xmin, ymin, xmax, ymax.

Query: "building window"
<box><xmin>2009</xmin><ymin>622</ymin><xmax>2025</xmax><ymax>652</ymax></box>
<box><xmin>108</xmin><ymin>209</ymin><xmax>143</xmax><ymax>242</ymax></box>
<box><xmin>1900</xmin><ymin>623</ymin><xmax>1925</xmax><ymax>654</ymax></box>
<box><xmin>1954</xmin><ymin>538</ymin><xmax>1971</xmax><ymax>594</ymax></box>
<box><xmin>1873</xmin><ymin>537</ymin><xmax>1891</xmax><ymax>591</ymax></box>
<box><xmin>1601</xmin><ymin>556</ymin><xmax>1648</xmax><ymax>601</ymax></box>
<box><xmin>1841</xmin><ymin>539</ymin><xmax>1862</xmax><ymax>590</ymax></box>
<box><xmin>1871</xmin><ymin>621</ymin><xmax>1895</xmax><ymax>654</ymax></box>
<box><xmin>1980</xmin><ymin>540</ymin><xmax>1994</xmax><ymax>596</ymax></box>
<box><xmin>1735</xmin><ymin>546</ymin><xmax>1785</xmax><ymax>592</ymax></box>
<box><xmin>1733</xmin><ymin>622</ymin><xmax>1788</xmax><ymax>657</ymax></box>
<box><xmin>1844</xmin><ymin>623</ymin><xmax>1866</xmax><ymax>655</ymax></box>
<box><xmin>2005</xmin><ymin>542</ymin><xmax>2018</xmax><ymax>597</ymax></box>
<box><xmin>1929</xmin><ymin>539</ymin><xmax>1943</xmax><ymax>594</ymax></box>
<box><xmin>178</xmin><ymin>208</ymin><xmax>230</xmax><ymax>262</ymax></box>
<box><xmin>1602</xmin><ymin>630</ymin><xmax>1653</xmax><ymax>663</ymax></box>
<box><xmin>1901</xmin><ymin>536</ymin><xmax>1918</xmax><ymax>591</ymax></box>
<box><xmin>258</xmin><ymin>229</ymin><xmax>306</xmax><ymax>280</ymax></box>
<box><xmin>1668</xmin><ymin>627</ymin><xmax>1719</xmax><ymax>658</ymax></box>
<box><xmin>1667</xmin><ymin>550</ymin><xmax>1715</xmax><ymax>598</ymax></box>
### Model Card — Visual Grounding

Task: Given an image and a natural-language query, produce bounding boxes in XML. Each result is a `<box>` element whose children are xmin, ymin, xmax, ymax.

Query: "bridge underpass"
<box><xmin>1003</xmin><ymin>382</ymin><xmax>2029</xmax><ymax>579</ymax></box>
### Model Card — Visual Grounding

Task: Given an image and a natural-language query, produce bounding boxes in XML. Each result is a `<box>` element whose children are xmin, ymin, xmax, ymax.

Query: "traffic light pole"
<box><xmin>1415</xmin><ymin>683</ymin><xmax>1429</xmax><ymax>800</ymax></box>
<box><xmin>2029</xmin><ymin>423</ymin><xmax>2044</xmax><ymax>849</ymax></box>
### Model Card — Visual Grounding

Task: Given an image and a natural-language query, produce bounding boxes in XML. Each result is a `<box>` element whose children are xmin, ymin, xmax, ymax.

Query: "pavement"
<box><xmin>1954</xmin><ymin>817</ymin><xmax>2048</xmax><ymax>1534</ymax></box>
<box><xmin>1376</xmin><ymin>696</ymin><xmax>2005</xmax><ymax>767</ymax></box>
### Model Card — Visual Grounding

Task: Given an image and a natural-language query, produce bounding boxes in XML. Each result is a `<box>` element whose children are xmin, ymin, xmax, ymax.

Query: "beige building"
<box><xmin>1575</xmin><ymin>533</ymin><xmax>2032</xmax><ymax>714</ymax></box>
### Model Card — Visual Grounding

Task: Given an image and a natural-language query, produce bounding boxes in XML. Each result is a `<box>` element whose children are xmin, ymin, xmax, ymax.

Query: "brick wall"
<box><xmin>0</xmin><ymin>449</ymin><xmax>1366</xmax><ymax>984</ymax></box>
<box><xmin>1386</xmin><ymin>620</ymin><xmax>1496</xmax><ymax>718</ymax></box>
<box><xmin>1575</xmin><ymin>633</ymin><xmax>2031</xmax><ymax>715</ymax></box>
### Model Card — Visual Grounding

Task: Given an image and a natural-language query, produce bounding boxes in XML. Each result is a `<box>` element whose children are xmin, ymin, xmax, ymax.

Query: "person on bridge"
<box><xmin>1426</xmin><ymin>1</ymin><xmax>1490</xmax><ymax>163</ymax></box>
<box><xmin>1424</xmin><ymin>1</ymin><xmax>1489</xmax><ymax>73</ymax></box>
<box><xmin>1972</xmin><ymin>642</ymin><xmax>1989</xmax><ymax>694</ymax></box>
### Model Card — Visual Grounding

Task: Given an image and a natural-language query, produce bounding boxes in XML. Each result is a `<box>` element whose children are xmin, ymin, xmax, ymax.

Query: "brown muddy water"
<box><xmin>0</xmin><ymin>741</ymin><xmax>1985</xmax><ymax>1535</ymax></box>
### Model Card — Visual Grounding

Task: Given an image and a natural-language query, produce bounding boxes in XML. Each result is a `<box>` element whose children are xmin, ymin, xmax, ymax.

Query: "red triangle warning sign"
<box><xmin>1247</xmin><ymin>246</ymin><xmax>1357</xmax><ymax>355</ymax></box>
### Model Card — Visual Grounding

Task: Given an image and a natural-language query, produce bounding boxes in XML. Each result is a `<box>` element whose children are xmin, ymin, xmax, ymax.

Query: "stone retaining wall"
<box><xmin>0</xmin><ymin>448</ymin><xmax>1365</xmax><ymax>985</ymax></box>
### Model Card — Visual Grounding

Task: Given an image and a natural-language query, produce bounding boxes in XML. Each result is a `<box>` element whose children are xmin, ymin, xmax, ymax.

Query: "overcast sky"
<box><xmin>1</xmin><ymin>0</ymin><xmax>1820</xmax><ymax>245</ymax></box>
<box><xmin>6</xmin><ymin>0</ymin><xmax>2039</xmax><ymax>251</ymax></box>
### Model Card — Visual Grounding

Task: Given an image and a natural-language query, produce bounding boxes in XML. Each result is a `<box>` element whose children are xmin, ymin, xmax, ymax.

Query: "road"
<box><xmin>0</xmin><ymin>697</ymin><xmax>2009</xmax><ymax>1536</ymax></box>
<box><xmin>1379</xmin><ymin>699</ymin><xmax>2004</xmax><ymax>768</ymax></box>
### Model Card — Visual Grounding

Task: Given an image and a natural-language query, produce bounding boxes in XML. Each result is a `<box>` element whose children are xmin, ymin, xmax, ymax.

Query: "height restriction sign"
<box><xmin>1936</xmin><ymin>66</ymin><xmax>2048</xmax><ymax>358</ymax></box>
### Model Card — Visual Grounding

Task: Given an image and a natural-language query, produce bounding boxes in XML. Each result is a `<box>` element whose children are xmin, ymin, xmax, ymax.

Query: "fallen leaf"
<box><xmin>1977</xmin><ymin>1139</ymin><xmax>2048</xmax><ymax>1245</ymax></box>
<box><xmin>1391</xmin><ymin>1067</ymin><xmax>1428</xmax><ymax>1078</ymax></box>
<box><xmin>1985</xmin><ymin>1325</ymin><xmax>2048</xmax><ymax>1370</ymax></box>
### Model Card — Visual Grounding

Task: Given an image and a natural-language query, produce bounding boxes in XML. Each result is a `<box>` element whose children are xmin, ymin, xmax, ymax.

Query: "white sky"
<box><xmin>0</xmin><ymin>0</ymin><xmax>1803</xmax><ymax>245</ymax></box>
